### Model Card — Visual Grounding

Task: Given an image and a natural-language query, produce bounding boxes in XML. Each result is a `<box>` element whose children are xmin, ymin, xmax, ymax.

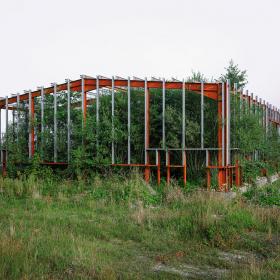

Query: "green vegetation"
<box><xmin>0</xmin><ymin>61</ymin><xmax>279</xmax><ymax>279</ymax></box>
<box><xmin>0</xmin><ymin>174</ymin><xmax>279</xmax><ymax>279</ymax></box>
<box><xmin>2</xmin><ymin>61</ymin><xmax>279</xmax><ymax>187</ymax></box>
<box><xmin>220</xmin><ymin>59</ymin><xmax>248</xmax><ymax>90</ymax></box>
<box><xmin>244</xmin><ymin>179</ymin><xmax>280</xmax><ymax>206</ymax></box>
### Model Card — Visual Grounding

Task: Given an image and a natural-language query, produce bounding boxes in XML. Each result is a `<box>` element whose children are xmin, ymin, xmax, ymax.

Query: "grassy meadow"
<box><xmin>0</xmin><ymin>173</ymin><xmax>279</xmax><ymax>279</ymax></box>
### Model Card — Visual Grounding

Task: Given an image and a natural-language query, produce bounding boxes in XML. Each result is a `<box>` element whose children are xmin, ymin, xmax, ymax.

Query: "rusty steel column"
<box><xmin>226</xmin><ymin>80</ymin><xmax>231</xmax><ymax>189</ymax></box>
<box><xmin>226</xmin><ymin>79</ymin><xmax>231</xmax><ymax>166</ymax></box>
<box><xmin>183</xmin><ymin>151</ymin><xmax>187</xmax><ymax>186</ymax></box>
<box><xmin>235</xmin><ymin>159</ymin><xmax>241</xmax><ymax>187</ymax></box>
<box><xmin>218</xmin><ymin>83</ymin><xmax>226</xmax><ymax>190</ymax></box>
<box><xmin>166</xmin><ymin>151</ymin><xmax>170</xmax><ymax>185</ymax></box>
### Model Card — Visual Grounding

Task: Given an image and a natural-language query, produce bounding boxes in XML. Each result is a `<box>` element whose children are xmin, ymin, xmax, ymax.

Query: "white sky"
<box><xmin>0</xmin><ymin>0</ymin><xmax>279</xmax><ymax>106</ymax></box>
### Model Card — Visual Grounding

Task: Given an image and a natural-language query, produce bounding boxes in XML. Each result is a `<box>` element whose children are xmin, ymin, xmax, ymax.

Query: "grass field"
<box><xmin>0</xmin><ymin>174</ymin><xmax>279</xmax><ymax>279</ymax></box>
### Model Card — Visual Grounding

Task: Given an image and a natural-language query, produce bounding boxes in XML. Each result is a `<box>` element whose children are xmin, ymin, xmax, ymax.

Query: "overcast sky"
<box><xmin>0</xmin><ymin>0</ymin><xmax>279</xmax><ymax>106</ymax></box>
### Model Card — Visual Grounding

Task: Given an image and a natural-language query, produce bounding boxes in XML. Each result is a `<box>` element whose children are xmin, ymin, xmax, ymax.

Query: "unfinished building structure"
<box><xmin>0</xmin><ymin>76</ymin><xmax>279</xmax><ymax>190</ymax></box>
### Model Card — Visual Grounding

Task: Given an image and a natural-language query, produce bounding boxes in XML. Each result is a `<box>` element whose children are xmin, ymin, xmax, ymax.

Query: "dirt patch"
<box><xmin>218</xmin><ymin>250</ymin><xmax>261</xmax><ymax>264</ymax></box>
<box><xmin>153</xmin><ymin>263</ymin><xmax>228</xmax><ymax>279</ymax></box>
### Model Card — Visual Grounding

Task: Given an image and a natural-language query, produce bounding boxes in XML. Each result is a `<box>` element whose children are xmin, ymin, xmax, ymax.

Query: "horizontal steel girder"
<box><xmin>0</xmin><ymin>77</ymin><xmax>220</xmax><ymax>108</ymax></box>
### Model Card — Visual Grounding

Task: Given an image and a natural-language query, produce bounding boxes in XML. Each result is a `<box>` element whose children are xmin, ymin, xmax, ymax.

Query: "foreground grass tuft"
<box><xmin>243</xmin><ymin>179</ymin><xmax>280</xmax><ymax>206</ymax></box>
<box><xmin>0</xmin><ymin>174</ymin><xmax>279</xmax><ymax>279</ymax></box>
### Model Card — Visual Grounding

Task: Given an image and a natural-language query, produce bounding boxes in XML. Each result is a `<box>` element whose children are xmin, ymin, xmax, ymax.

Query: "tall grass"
<box><xmin>0</xmin><ymin>174</ymin><xmax>279</xmax><ymax>279</ymax></box>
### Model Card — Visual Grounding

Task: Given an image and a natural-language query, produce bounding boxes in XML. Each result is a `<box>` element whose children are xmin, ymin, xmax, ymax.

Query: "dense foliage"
<box><xmin>2</xmin><ymin>63</ymin><xmax>280</xmax><ymax>184</ymax></box>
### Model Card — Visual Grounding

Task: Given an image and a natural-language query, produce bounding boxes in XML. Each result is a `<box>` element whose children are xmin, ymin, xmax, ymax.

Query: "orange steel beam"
<box><xmin>270</xmin><ymin>119</ymin><xmax>280</xmax><ymax>125</ymax></box>
<box><xmin>183</xmin><ymin>151</ymin><xmax>187</xmax><ymax>186</ymax></box>
<box><xmin>217</xmin><ymin>87</ymin><xmax>225</xmax><ymax>190</ymax></box>
<box><xmin>112</xmin><ymin>163</ymin><xmax>158</xmax><ymax>167</ymax></box>
<box><xmin>235</xmin><ymin>159</ymin><xmax>240</xmax><ymax>187</ymax></box>
<box><xmin>167</xmin><ymin>151</ymin><xmax>171</xmax><ymax>184</ymax></box>
<box><xmin>0</xmin><ymin>78</ymin><xmax>220</xmax><ymax>108</ymax></box>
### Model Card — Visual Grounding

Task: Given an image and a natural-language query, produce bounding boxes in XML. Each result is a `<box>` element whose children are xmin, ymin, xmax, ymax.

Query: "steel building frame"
<box><xmin>0</xmin><ymin>76</ymin><xmax>279</xmax><ymax>190</ymax></box>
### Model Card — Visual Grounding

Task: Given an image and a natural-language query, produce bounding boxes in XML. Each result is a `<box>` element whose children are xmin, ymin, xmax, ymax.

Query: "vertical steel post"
<box><xmin>259</xmin><ymin>98</ymin><xmax>262</xmax><ymax>126</ymax></box>
<box><xmin>127</xmin><ymin>77</ymin><xmax>131</xmax><ymax>164</ymax></box>
<box><xmin>96</xmin><ymin>76</ymin><xmax>100</xmax><ymax>149</ymax></box>
<box><xmin>221</xmin><ymin>83</ymin><xmax>225</xmax><ymax>166</ymax></box>
<box><xmin>201</xmin><ymin>81</ymin><xmax>204</xmax><ymax>149</ymax></box>
<box><xmin>144</xmin><ymin>77</ymin><xmax>148</xmax><ymax>165</ymax></box>
<box><xmin>53</xmin><ymin>83</ymin><xmax>57</xmax><ymax>162</ymax></box>
<box><xmin>240</xmin><ymin>89</ymin><xmax>243</xmax><ymax>117</ymax></box>
<box><xmin>245</xmin><ymin>90</ymin><xmax>249</xmax><ymax>114</ymax></box>
<box><xmin>5</xmin><ymin>96</ymin><xmax>8</xmax><ymax>162</ymax></box>
<box><xmin>28</xmin><ymin>91</ymin><xmax>32</xmax><ymax>159</ymax></box>
<box><xmin>255</xmin><ymin>95</ymin><xmax>258</xmax><ymax>114</ymax></box>
<box><xmin>182</xmin><ymin>80</ymin><xmax>187</xmax><ymax>186</ymax></box>
<box><xmin>111</xmin><ymin>77</ymin><xmax>115</xmax><ymax>164</ymax></box>
<box><xmin>182</xmin><ymin>79</ymin><xmax>185</xmax><ymax>161</ymax></box>
<box><xmin>16</xmin><ymin>93</ymin><xmax>20</xmax><ymax>144</ymax></box>
<box><xmin>0</xmin><ymin>107</ymin><xmax>2</xmax><ymax>163</ymax></box>
<box><xmin>262</xmin><ymin>100</ymin><xmax>265</xmax><ymax>128</ymax></box>
<box><xmin>144</xmin><ymin>77</ymin><xmax>150</xmax><ymax>182</ymax></box>
<box><xmin>81</xmin><ymin>75</ymin><xmax>85</xmax><ymax>126</ymax></box>
<box><xmin>256</xmin><ymin>96</ymin><xmax>259</xmax><ymax>118</ymax></box>
<box><xmin>250</xmin><ymin>93</ymin><xmax>254</xmax><ymax>114</ymax></box>
<box><xmin>238</xmin><ymin>89</ymin><xmax>242</xmax><ymax>150</ymax></box>
<box><xmin>264</xmin><ymin>100</ymin><xmax>266</xmax><ymax>128</ymax></box>
<box><xmin>233</xmin><ymin>83</ymin><xmax>237</xmax><ymax>149</ymax></box>
<box><xmin>67</xmin><ymin>79</ymin><xmax>71</xmax><ymax>162</ymax></box>
<box><xmin>12</xmin><ymin>103</ymin><xmax>15</xmax><ymax>141</ymax></box>
<box><xmin>162</xmin><ymin>78</ymin><xmax>166</xmax><ymax>149</ymax></box>
<box><xmin>40</xmin><ymin>87</ymin><xmax>44</xmax><ymax>158</ymax></box>
<box><xmin>266</xmin><ymin>102</ymin><xmax>269</xmax><ymax>135</ymax></box>
<box><xmin>226</xmin><ymin>79</ymin><xmax>231</xmax><ymax>165</ymax></box>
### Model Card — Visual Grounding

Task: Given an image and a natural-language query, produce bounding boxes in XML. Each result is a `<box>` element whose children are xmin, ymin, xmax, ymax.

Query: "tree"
<box><xmin>187</xmin><ymin>70</ymin><xmax>208</xmax><ymax>83</ymax></box>
<box><xmin>220</xmin><ymin>59</ymin><xmax>248</xmax><ymax>89</ymax></box>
